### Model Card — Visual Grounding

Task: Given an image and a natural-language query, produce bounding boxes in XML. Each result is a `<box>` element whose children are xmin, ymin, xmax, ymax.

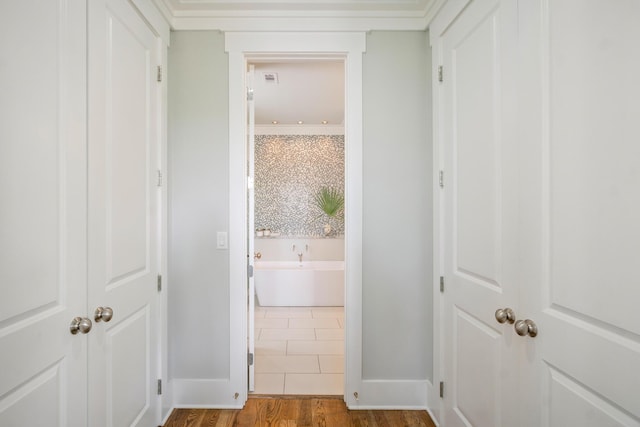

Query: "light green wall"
<box><xmin>362</xmin><ymin>31</ymin><xmax>433</xmax><ymax>381</ymax></box>
<box><xmin>168</xmin><ymin>31</ymin><xmax>230</xmax><ymax>378</ymax></box>
<box><xmin>167</xmin><ymin>30</ymin><xmax>433</xmax><ymax>383</ymax></box>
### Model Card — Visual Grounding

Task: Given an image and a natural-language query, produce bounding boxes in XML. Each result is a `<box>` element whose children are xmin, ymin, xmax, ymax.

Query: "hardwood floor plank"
<box><xmin>199</xmin><ymin>409</ymin><xmax>221</xmax><ymax>427</ymax></box>
<box><xmin>163</xmin><ymin>397</ymin><xmax>436</xmax><ymax>427</ymax></box>
<box><xmin>166</xmin><ymin>408</ymin><xmax>206</xmax><ymax>427</ymax></box>
<box><xmin>312</xmin><ymin>398</ymin><xmax>350</xmax><ymax>427</ymax></box>
<box><xmin>402</xmin><ymin>409</ymin><xmax>437</xmax><ymax>427</ymax></box>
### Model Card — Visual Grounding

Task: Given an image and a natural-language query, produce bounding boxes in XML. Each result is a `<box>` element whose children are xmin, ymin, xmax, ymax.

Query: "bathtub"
<box><xmin>254</xmin><ymin>261</ymin><xmax>344</xmax><ymax>306</ymax></box>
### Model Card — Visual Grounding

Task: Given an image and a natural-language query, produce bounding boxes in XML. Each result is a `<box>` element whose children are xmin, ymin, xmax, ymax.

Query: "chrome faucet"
<box><xmin>298</xmin><ymin>253</ymin><xmax>303</xmax><ymax>262</ymax></box>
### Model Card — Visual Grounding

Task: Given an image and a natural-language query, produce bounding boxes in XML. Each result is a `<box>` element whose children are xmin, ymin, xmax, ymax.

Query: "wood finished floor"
<box><xmin>163</xmin><ymin>396</ymin><xmax>436</xmax><ymax>427</ymax></box>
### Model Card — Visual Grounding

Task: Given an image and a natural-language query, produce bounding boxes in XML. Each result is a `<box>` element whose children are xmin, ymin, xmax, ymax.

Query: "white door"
<box><xmin>518</xmin><ymin>1</ymin><xmax>640</xmax><ymax>425</ymax></box>
<box><xmin>247</xmin><ymin>65</ymin><xmax>256</xmax><ymax>392</ymax></box>
<box><xmin>88</xmin><ymin>0</ymin><xmax>160</xmax><ymax>424</ymax></box>
<box><xmin>0</xmin><ymin>1</ymin><xmax>87</xmax><ymax>426</ymax></box>
<box><xmin>439</xmin><ymin>0</ymin><xmax>519</xmax><ymax>425</ymax></box>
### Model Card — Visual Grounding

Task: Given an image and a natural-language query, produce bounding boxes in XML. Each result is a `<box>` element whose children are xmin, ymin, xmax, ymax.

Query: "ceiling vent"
<box><xmin>263</xmin><ymin>72</ymin><xmax>278</xmax><ymax>84</ymax></box>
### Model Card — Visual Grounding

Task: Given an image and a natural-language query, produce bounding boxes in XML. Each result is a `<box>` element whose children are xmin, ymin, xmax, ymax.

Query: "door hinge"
<box><xmin>439</xmin><ymin>381</ymin><xmax>444</xmax><ymax>398</ymax></box>
<box><xmin>157</xmin><ymin>274</ymin><xmax>162</xmax><ymax>292</ymax></box>
<box><xmin>438</xmin><ymin>65</ymin><xmax>443</xmax><ymax>83</ymax></box>
<box><xmin>157</xmin><ymin>65</ymin><xmax>162</xmax><ymax>82</ymax></box>
<box><xmin>157</xmin><ymin>170</ymin><xmax>163</xmax><ymax>187</ymax></box>
<box><xmin>440</xmin><ymin>276</ymin><xmax>444</xmax><ymax>293</ymax></box>
<box><xmin>157</xmin><ymin>379</ymin><xmax>162</xmax><ymax>395</ymax></box>
<box><xmin>248</xmin><ymin>352</ymin><xmax>254</xmax><ymax>366</ymax></box>
<box><xmin>248</xmin><ymin>264</ymin><xmax>254</xmax><ymax>278</ymax></box>
<box><xmin>439</xmin><ymin>170</ymin><xmax>444</xmax><ymax>188</ymax></box>
<box><xmin>247</xmin><ymin>87</ymin><xmax>254</xmax><ymax>101</ymax></box>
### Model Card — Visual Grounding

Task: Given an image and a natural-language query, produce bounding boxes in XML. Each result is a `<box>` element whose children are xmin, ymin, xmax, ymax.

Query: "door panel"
<box><xmin>89</xmin><ymin>0</ymin><xmax>159</xmax><ymax>424</ymax></box>
<box><xmin>518</xmin><ymin>0</ymin><xmax>640</xmax><ymax>425</ymax></box>
<box><xmin>547</xmin><ymin>0</ymin><xmax>640</xmax><ymax>334</ymax></box>
<box><xmin>106</xmin><ymin>9</ymin><xmax>150</xmax><ymax>282</ymax></box>
<box><xmin>549</xmin><ymin>367</ymin><xmax>637</xmax><ymax>427</ymax></box>
<box><xmin>0</xmin><ymin>1</ymin><xmax>87</xmax><ymax>426</ymax></box>
<box><xmin>441</xmin><ymin>0</ymin><xmax>518</xmax><ymax>425</ymax></box>
<box><xmin>454</xmin><ymin>310</ymin><xmax>502</xmax><ymax>427</ymax></box>
<box><xmin>109</xmin><ymin>308</ymin><xmax>151</xmax><ymax>426</ymax></box>
<box><xmin>454</xmin><ymin>13</ymin><xmax>501</xmax><ymax>286</ymax></box>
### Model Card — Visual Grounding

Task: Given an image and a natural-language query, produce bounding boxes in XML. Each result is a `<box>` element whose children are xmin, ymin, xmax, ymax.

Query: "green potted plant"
<box><xmin>313</xmin><ymin>186</ymin><xmax>344</xmax><ymax>235</ymax></box>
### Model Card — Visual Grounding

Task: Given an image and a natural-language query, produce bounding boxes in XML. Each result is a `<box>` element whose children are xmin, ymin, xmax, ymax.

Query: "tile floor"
<box><xmin>252</xmin><ymin>306</ymin><xmax>344</xmax><ymax>395</ymax></box>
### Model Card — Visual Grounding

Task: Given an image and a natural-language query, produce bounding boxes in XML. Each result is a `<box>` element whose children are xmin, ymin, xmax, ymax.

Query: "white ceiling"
<box><xmin>252</xmin><ymin>61</ymin><xmax>344</xmax><ymax>126</ymax></box>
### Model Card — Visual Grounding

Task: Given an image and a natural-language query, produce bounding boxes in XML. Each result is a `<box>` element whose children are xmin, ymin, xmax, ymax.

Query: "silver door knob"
<box><xmin>94</xmin><ymin>306</ymin><xmax>114</xmax><ymax>322</ymax></box>
<box><xmin>515</xmin><ymin>319</ymin><xmax>538</xmax><ymax>337</ymax></box>
<box><xmin>70</xmin><ymin>317</ymin><xmax>92</xmax><ymax>335</ymax></box>
<box><xmin>495</xmin><ymin>308</ymin><xmax>516</xmax><ymax>324</ymax></box>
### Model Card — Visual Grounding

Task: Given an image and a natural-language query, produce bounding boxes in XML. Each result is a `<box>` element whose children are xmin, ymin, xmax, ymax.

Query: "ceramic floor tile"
<box><xmin>259</xmin><ymin>328</ymin><xmax>316</xmax><ymax>341</ymax></box>
<box><xmin>315</xmin><ymin>328</ymin><xmax>344</xmax><ymax>340</ymax></box>
<box><xmin>287</xmin><ymin>340</ymin><xmax>344</xmax><ymax>355</ymax></box>
<box><xmin>255</xmin><ymin>355</ymin><xmax>320</xmax><ymax>373</ymax></box>
<box><xmin>289</xmin><ymin>318</ymin><xmax>340</xmax><ymax>329</ymax></box>
<box><xmin>252</xmin><ymin>374</ymin><xmax>284</xmax><ymax>394</ymax></box>
<box><xmin>284</xmin><ymin>374</ymin><xmax>343</xmax><ymax>395</ymax></box>
<box><xmin>311</xmin><ymin>308</ymin><xmax>344</xmax><ymax>318</ymax></box>
<box><xmin>255</xmin><ymin>340</ymin><xmax>287</xmax><ymax>355</ymax></box>
<box><xmin>259</xmin><ymin>306</ymin><xmax>297</xmax><ymax>313</ymax></box>
<box><xmin>265</xmin><ymin>309</ymin><xmax>312</xmax><ymax>319</ymax></box>
<box><xmin>253</xmin><ymin>305</ymin><xmax>345</xmax><ymax>394</ymax></box>
<box><xmin>255</xmin><ymin>318</ymin><xmax>288</xmax><ymax>329</ymax></box>
<box><xmin>319</xmin><ymin>355</ymin><xmax>344</xmax><ymax>374</ymax></box>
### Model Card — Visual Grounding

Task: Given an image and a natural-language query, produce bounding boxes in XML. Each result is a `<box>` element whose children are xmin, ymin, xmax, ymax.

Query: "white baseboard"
<box><xmin>170</xmin><ymin>378</ymin><xmax>435</xmax><ymax>414</ymax></box>
<box><xmin>172</xmin><ymin>379</ymin><xmax>245</xmax><ymax>408</ymax></box>
<box><xmin>347</xmin><ymin>379</ymin><xmax>428</xmax><ymax>409</ymax></box>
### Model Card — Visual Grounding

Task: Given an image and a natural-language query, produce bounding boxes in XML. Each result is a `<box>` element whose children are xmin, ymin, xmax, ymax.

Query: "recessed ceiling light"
<box><xmin>272</xmin><ymin>120</ymin><xmax>278</xmax><ymax>124</ymax></box>
<box><xmin>297</xmin><ymin>120</ymin><xmax>304</xmax><ymax>124</ymax></box>
<box><xmin>321</xmin><ymin>120</ymin><xmax>328</xmax><ymax>124</ymax></box>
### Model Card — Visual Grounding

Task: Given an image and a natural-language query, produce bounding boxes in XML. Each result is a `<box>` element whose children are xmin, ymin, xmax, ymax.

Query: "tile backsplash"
<box><xmin>255</xmin><ymin>134</ymin><xmax>345</xmax><ymax>237</ymax></box>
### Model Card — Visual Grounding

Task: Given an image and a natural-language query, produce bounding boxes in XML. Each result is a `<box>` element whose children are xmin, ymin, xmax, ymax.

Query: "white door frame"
<box><xmin>225</xmin><ymin>32</ymin><xmax>365</xmax><ymax>407</ymax></box>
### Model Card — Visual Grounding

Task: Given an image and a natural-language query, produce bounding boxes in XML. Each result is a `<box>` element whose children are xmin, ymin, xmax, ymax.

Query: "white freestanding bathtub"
<box><xmin>254</xmin><ymin>260</ymin><xmax>344</xmax><ymax>306</ymax></box>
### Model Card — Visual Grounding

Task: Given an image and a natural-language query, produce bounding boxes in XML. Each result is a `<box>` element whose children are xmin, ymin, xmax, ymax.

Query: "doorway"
<box><xmin>249</xmin><ymin>60</ymin><xmax>346</xmax><ymax>395</ymax></box>
<box><xmin>225</xmin><ymin>32</ymin><xmax>366</xmax><ymax>407</ymax></box>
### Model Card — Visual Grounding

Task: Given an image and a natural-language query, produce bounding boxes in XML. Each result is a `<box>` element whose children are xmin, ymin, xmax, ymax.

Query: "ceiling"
<box><xmin>252</xmin><ymin>61</ymin><xmax>344</xmax><ymax>126</ymax></box>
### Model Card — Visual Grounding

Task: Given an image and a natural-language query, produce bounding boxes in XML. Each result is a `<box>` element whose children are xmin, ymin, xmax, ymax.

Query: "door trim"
<box><xmin>225</xmin><ymin>32</ymin><xmax>365</xmax><ymax>407</ymax></box>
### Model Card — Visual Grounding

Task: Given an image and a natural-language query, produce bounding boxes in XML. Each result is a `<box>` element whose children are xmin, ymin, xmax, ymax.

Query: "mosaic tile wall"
<box><xmin>255</xmin><ymin>134</ymin><xmax>345</xmax><ymax>237</ymax></box>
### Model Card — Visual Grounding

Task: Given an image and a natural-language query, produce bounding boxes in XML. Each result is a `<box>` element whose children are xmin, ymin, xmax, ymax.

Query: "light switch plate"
<box><xmin>217</xmin><ymin>231</ymin><xmax>228</xmax><ymax>249</ymax></box>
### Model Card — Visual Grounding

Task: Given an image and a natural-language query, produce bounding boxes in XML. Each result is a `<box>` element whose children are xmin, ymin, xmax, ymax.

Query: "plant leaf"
<box><xmin>313</xmin><ymin>187</ymin><xmax>344</xmax><ymax>218</ymax></box>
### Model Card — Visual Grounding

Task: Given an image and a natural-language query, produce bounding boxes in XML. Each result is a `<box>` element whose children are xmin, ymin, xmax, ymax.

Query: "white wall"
<box><xmin>255</xmin><ymin>238</ymin><xmax>345</xmax><ymax>262</ymax></box>
<box><xmin>168</xmin><ymin>31</ymin><xmax>230</xmax><ymax>379</ymax></box>
<box><xmin>167</xmin><ymin>29</ymin><xmax>433</xmax><ymax>392</ymax></box>
<box><xmin>362</xmin><ymin>31</ymin><xmax>433</xmax><ymax>381</ymax></box>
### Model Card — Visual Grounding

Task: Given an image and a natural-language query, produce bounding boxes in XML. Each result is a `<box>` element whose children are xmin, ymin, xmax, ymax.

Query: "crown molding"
<box><xmin>153</xmin><ymin>0</ymin><xmax>445</xmax><ymax>31</ymax></box>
